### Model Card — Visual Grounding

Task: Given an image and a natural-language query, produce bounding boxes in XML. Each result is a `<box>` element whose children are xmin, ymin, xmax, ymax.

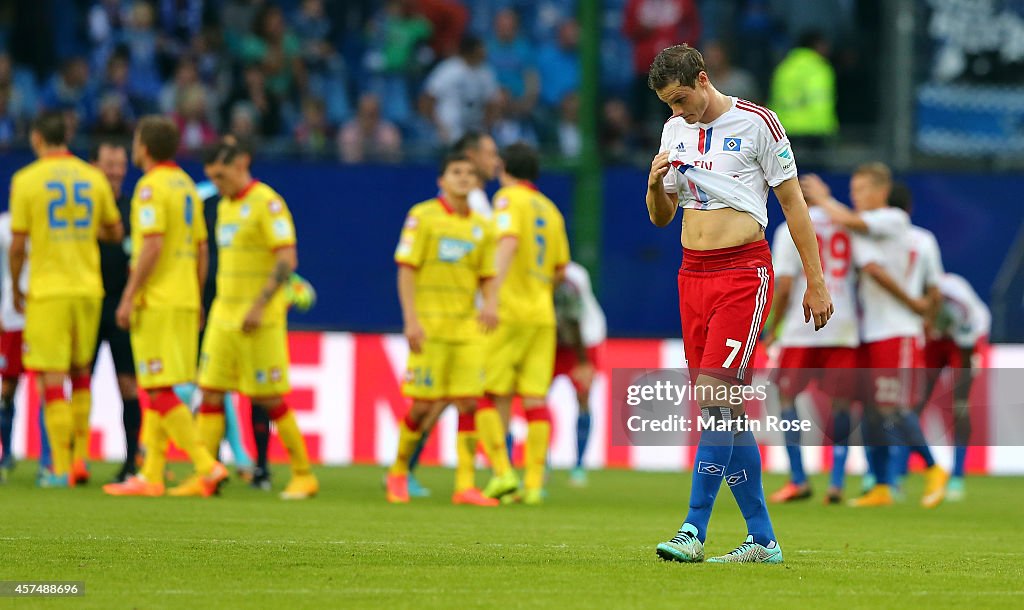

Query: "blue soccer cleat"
<box><xmin>38</xmin><ymin>471</ymin><xmax>72</xmax><ymax>489</ymax></box>
<box><xmin>407</xmin><ymin>473</ymin><xmax>431</xmax><ymax>498</ymax></box>
<box><xmin>656</xmin><ymin>523</ymin><xmax>704</xmax><ymax>563</ymax></box>
<box><xmin>707</xmin><ymin>536</ymin><xmax>783</xmax><ymax>564</ymax></box>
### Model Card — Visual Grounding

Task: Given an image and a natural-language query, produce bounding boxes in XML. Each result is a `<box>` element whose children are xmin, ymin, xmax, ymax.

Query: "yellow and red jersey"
<box><xmin>492</xmin><ymin>182</ymin><xmax>569</xmax><ymax>326</ymax></box>
<box><xmin>394</xmin><ymin>197</ymin><xmax>496</xmax><ymax>342</ymax></box>
<box><xmin>9</xmin><ymin>152</ymin><xmax>120</xmax><ymax>299</ymax></box>
<box><xmin>130</xmin><ymin>162</ymin><xmax>206</xmax><ymax>310</ymax></box>
<box><xmin>209</xmin><ymin>181</ymin><xmax>297</xmax><ymax>329</ymax></box>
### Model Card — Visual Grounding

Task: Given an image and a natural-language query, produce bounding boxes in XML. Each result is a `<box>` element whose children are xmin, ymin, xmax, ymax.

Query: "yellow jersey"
<box><xmin>209</xmin><ymin>181</ymin><xmax>296</xmax><ymax>329</ymax></box>
<box><xmin>130</xmin><ymin>162</ymin><xmax>207</xmax><ymax>310</ymax></box>
<box><xmin>9</xmin><ymin>152</ymin><xmax>120</xmax><ymax>299</ymax></box>
<box><xmin>492</xmin><ymin>182</ymin><xmax>569</xmax><ymax>326</ymax></box>
<box><xmin>395</xmin><ymin>197</ymin><xmax>496</xmax><ymax>342</ymax></box>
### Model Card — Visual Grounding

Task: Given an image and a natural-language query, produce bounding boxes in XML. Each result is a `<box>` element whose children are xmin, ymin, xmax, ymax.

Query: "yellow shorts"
<box><xmin>484</xmin><ymin>324</ymin><xmax>556</xmax><ymax>397</ymax></box>
<box><xmin>130</xmin><ymin>307</ymin><xmax>199</xmax><ymax>389</ymax></box>
<box><xmin>23</xmin><ymin>296</ymin><xmax>102</xmax><ymax>372</ymax></box>
<box><xmin>198</xmin><ymin>323</ymin><xmax>290</xmax><ymax>398</ymax></box>
<box><xmin>402</xmin><ymin>338</ymin><xmax>484</xmax><ymax>401</ymax></box>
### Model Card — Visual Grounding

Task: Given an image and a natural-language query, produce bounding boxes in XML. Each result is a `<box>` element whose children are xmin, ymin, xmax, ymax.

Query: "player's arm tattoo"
<box><xmin>257</xmin><ymin>259</ymin><xmax>292</xmax><ymax>305</ymax></box>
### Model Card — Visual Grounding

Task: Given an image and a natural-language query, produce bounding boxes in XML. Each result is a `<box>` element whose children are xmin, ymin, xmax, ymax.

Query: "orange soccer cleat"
<box><xmin>102</xmin><ymin>476</ymin><xmax>165</xmax><ymax>497</ymax></box>
<box><xmin>921</xmin><ymin>465</ymin><xmax>949</xmax><ymax>509</ymax></box>
<box><xmin>452</xmin><ymin>488</ymin><xmax>500</xmax><ymax>507</ymax></box>
<box><xmin>168</xmin><ymin>462</ymin><xmax>229</xmax><ymax>497</ymax></box>
<box><xmin>769</xmin><ymin>482</ymin><xmax>812</xmax><ymax>503</ymax></box>
<box><xmin>386</xmin><ymin>473</ymin><xmax>409</xmax><ymax>504</ymax></box>
<box><xmin>72</xmin><ymin>460</ymin><xmax>90</xmax><ymax>485</ymax></box>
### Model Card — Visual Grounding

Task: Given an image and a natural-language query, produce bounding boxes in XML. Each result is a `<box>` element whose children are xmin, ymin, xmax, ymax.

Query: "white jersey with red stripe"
<box><xmin>0</xmin><ymin>213</ymin><xmax>27</xmax><ymax>331</ymax></box>
<box><xmin>851</xmin><ymin>206</ymin><xmax>922</xmax><ymax>343</ymax></box>
<box><xmin>660</xmin><ymin>97</ymin><xmax>797</xmax><ymax>230</ymax></box>
<box><xmin>562</xmin><ymin>261</ymin><xmax>607</xmax><ymax>347</ymax></box>
<box><xmin>935</xmin><ymin>273</ymin><xmax>990</xmax><ymax>348</ymax></box>
<box><xmin>772</xmin><ymin>206</ymin><xmax>859</xmax><ymax>347</ymax></box>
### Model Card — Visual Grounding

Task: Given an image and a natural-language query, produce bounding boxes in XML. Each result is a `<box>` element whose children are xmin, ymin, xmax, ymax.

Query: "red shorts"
<box><xmin>924</xmin><ymin>338</ymin><xmax>963</xmax><ymax>369</ymax></box>
<box><xmin>553</xmin><ymin>344</ymin><xmax>602</xmax><ymax>392</ymax></box>
<box><xmin>860</xmin><ymin>336</ymin><xmax>922</xmax><ymax>407</ymax></box>
<box><xmin>776</xmin><ymin>346</ymin><xmax>858</xmax><ymax>399</ymax></box>
<box><xmin>679</xmin><ymin>240</ymin><xmax>774</xmax><ymax>385</ymax></box>
<box><xmin>0</xmin><ymin>330</ymin><xmax>24</xmax><ymax>378</ymax></box>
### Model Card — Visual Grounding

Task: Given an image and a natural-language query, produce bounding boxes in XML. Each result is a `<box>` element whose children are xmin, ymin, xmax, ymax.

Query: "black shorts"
<box><xmin>94</xmin><ymin>301</ymin><xmax>136</xmax><ymax>376</ymax></box>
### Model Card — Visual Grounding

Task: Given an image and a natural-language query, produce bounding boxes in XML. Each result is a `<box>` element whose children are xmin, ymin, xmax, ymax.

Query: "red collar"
<box><xmin>438</xmin><ymin>195</ymin><xmax>469</xmax><ymax>217</ymax></box>
<box><xmin>233</xmin><ymin>179</ymin><xmax>260</xmax><ymax>201</ymax></box>
<box><xmin>42</xmin><ymin>150</ymin><xmax>73</xmax><ymax>159</ymax></box>
<box><xmin>154</xmin><ymin>161</ymin><xmax>179</xmax><ymax>170</ymax></box>
<box><xmin>519</xmin><ymin>181</ymin><xmax>538</xmax><ymax>192</ymax></box>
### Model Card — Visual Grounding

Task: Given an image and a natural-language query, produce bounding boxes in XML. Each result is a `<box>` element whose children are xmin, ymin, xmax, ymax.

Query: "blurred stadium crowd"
<box><xmin>0</xmin><ymin>0</ymin><xmax>889</xmax><ymax>163</ymax></box>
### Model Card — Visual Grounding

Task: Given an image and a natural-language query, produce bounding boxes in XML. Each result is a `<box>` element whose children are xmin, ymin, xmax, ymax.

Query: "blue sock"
<box><xmin>39</xmin><ymin>401</ymin><xmax>52</xmax><ymax>470</ymax></box>
<box><xmin>829</xmin><ymin>411</ymin><xmax>850</xmax><ymax>490</ymax></box>
<box><xmin>866</xmin><ymin>446</ymin><xmax>890</xmax><ymax>486</ymax></box>
<box><xmin>726</xmin><ymin>429</ymin><xmax>776</xmax><ymax>547</ymax></box>
<box><xmin>222</xmin><ymin>393</ymin><xmax>253</xmax><ymax>469</ymax></box>
<box><xmin>891</xmin><ymin>445</ymin><xmax>910</xmax><ymax>483</ymax></box>
<box><xmin>576</xmin><ymin>412</ymin><xmax>591</xmax><ymax>468</ymax></box>
<box><xmin>506</xmin><ymin>433</ymin><xmax>514</xmax><ymax>464</ymax></box>
<box><xmin>408</xmin><ymin>427</ymin><xmax>430</xmax><ymax>473</ymax></box>
<box><xmin>901</xmin><ymin>410</ymin><xmax>935</xmax><ymax>468</ymax></box>
<box><xmin>683</xmin><ymin>407</ymin><xmax>734</xmax><ymax>543</ymax></box>
<box><xmin>953</xmin><ymin>445</ymin><xmax>967</xmax><ymax>477</ymax></box>
<box><xmin>0</xmin><ymin>396</ymin><xmax>14</xmax><ymax>463</ymax></box>
<box><xmin>780</xmin><ymin>408</ymin><xmax>806</xmax><ymax>485</ymax></box>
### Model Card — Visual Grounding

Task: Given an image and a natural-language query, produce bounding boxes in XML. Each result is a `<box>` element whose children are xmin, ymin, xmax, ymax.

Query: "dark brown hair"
<box><xmin>136</xmin><ymin>116</ymin><xmax>180</xmax><ymax>162</ymax></box>
<box><xmin>647</xmin><ymin>44</ymin><xmax>706</xmax><ymax>90</ymax></box>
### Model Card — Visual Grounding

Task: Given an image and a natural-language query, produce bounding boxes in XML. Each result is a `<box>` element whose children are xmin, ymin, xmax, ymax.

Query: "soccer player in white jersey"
<box><xmin>885</xmin><ymin>184</ymin><xmax>948</xmax><ymax>501</ymax></box>
<box><xmin>764</xmin><ymin>200</ymin><xmax>859</xmax><ymax>505</ymax></box>
<box><xmin>915</xmin><ymin>272</ymin><xmax>989</xmax><ymax>501</ymax></box>
<box><xmin>646</xmin><ymin>44</ymin><xmax>833</xmax><ymax>565</ymax></box>
<box><xmin>804</xmin><ymin>165</ymin><xmax>948</xmax><ymax>508</ymax></box>
<box><xmin>0</xmin><ymin>212</ymin><xmax>29</xmax><ymax>481</ymax></box>
<box><xmin>553</xmin><ymin>261</ymin><xmax>607</xmax><ymax>487</ymax></box>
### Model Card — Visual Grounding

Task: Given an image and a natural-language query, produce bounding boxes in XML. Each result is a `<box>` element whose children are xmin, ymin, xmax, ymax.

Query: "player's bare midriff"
<box><xmin>680</xmin><ymin>207</ymin><xmax>764</xmax><ymax>250</ymax></box>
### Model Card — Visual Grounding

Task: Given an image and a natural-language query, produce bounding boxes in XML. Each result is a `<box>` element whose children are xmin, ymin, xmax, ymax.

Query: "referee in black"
<box><xmin>91</xmin><ymin>139</ymin><xmax>142</xmax><ymax>483</ymax></box>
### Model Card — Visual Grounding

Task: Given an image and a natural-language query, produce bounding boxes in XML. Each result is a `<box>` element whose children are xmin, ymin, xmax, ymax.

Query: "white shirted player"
<box><xmin>765</xmin><ymin>204</ymin><xmax>859</xmax><ymax>503</ymax></box>
<box><xmin>0</xmin><ymin>212</ymin><xmax>29</xmax><ymax>474</ymax></box>
<box><xmin>805</xmin><ymin>166</ymin><xmax>950</xmax><ymax>508</ymax></box>
<box><xmin>660</xmin><ymin>97</ymin><xmax>797</xmax><ymax>230</ymax></box>
<box><xmin>553</xmin><ymin>261</ymin><xmax>606</xmax><ymax>487</ymax></box>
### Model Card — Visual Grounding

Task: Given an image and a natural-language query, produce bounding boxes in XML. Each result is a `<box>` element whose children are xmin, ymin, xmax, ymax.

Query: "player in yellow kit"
<box><xmin>8</xmin><ymin>111</ymin><xmax>124</xmax><ymax>488</ymax></box>
<box><xmin>102</xmin><ymin>116</ymin><xmax>228</xmax><ymax>498</ymax></box>
<box><xmin>385</xmin><ymin>151</ymin><xmax>505</xmax><ymax>506</ymax></box>
<box><xmin>195</xmin><ymin>140</ymin><xmax>318</xmax><ymax>500</ymax></box>
<box><xmin>480</xmin><ymin>142</ymin><xmax>570</xmax><ymax>505</ymax></box>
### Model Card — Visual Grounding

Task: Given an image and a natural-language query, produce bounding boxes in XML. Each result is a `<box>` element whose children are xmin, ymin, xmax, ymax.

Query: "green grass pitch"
<box><xmin>2</xmin><ymin>463</ymin><xmax>1023</xmax><ymax>608</ymax></box>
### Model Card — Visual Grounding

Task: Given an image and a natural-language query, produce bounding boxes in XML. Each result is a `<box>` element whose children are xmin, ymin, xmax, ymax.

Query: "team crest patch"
<box><xmin>404</xmin><ymin>369</ymin><xmax>415</xmax><ymax>383</ymax></box>
<box><xmin>269</xmin><ymin>367</ymin><xmax>282</xmax><ymax>382</ymax></box>
<box><xmin>723</xmin><ymin>137</ymin><xmax>742</xmax><ymax>151</ymax></box>
<box><xmin>696</xmin><ymin>461</ymin><xmax>725</xmax><ymax>476</ymax></box>
<box><xmin>139</xmin><ymin>185</ymin><xmax>153</xmax><ymax>201</ymax></box>
<box><xmin>240</xmin><ymin>203</ymin><xmax>251</xmax><ymax>218</ymax></box>
<box><xmin>496</xmin><ymin>212</ymin><xmax>511</xmax><ymax>231</ymax></box>
<box><xmin>255</xmin><ymin>369</ymin><xmax>267</xmax><ymax>383</ymax></box>
<box><xmin>268</xmin><ymin>199</ymin><xmax>284</xmax><ymax>215</ymax></box>
<box><xmin>472</xmin><ymin>225</ymin><xmax>483</xmax><ymax>241</ymax></box>
<box><xmin>726</xmin><ymin>470</ymin><xmax>748</xmax><ymax>487</ymax></box>
<box><xmin>404</xmin><ymin>215</ymin><xmax>419</xmax><ymax>230</ymax></box>
<box><xmin>495</xmin><ymin>196</ymin><xmax>509</xmax><ymax>210</ymax></box>
<box><xmin>148</xmin><ymin>359</ymin><xmax>163</xmax><ymax>374</ymax></box>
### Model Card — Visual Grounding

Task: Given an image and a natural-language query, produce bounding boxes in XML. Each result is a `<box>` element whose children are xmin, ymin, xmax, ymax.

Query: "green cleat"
<box><xmin>946</xmin><ymin>476</ymin><xmax>965</xmax><ymax>502</ymax></box>
<box><xmin>523</xmin><ymin>488</ymin><xmax>544</xmax><ymax>505</ymax></box>
<box><xmin>707</xmin><ymin>536</ymin><xmax>783</xmax><ymax>564</ymax></box>
<box><xmin>483</xmin><ymin>470</ymin><xmax>520</xmax><ymax>499</ymax></box>
<box><xmin>656</xmin><ymin>524</ymin><xmax>704</xmax><ymax>563</ymax></box>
